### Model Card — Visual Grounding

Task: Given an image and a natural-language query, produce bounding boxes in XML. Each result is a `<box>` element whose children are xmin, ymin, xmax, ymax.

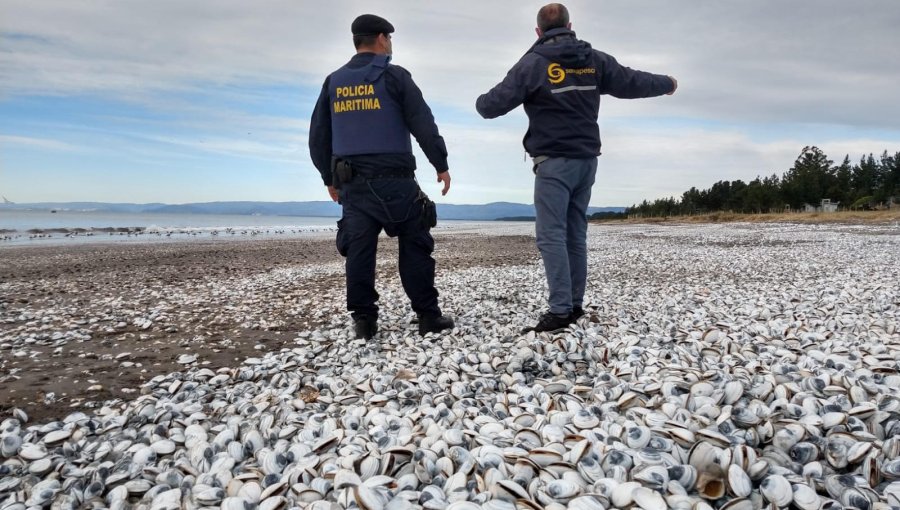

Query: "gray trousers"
<box><xmin>534</xmin><ymin>156</ymin><xmax>598</xmax><ymax>315</ymax></box>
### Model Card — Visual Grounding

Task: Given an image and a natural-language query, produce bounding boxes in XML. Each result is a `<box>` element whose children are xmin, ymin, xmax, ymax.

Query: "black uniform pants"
<box><xmin>336</xmin><ymin>176</ymin><xmax>440</xmax><ymax>320</ymax></box>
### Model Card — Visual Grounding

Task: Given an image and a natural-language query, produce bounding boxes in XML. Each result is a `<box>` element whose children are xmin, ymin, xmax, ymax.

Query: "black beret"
<box><xmin>351</xmin><ymin>14</ymin><xmax>394</xmax><ymax>36</ymax></box>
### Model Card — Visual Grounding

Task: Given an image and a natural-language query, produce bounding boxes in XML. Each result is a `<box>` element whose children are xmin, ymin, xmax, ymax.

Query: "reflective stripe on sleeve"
<box><xmin>550</xmin><ymin>85</ymin><xmax>598</xmax><ymax>94</ymax></box>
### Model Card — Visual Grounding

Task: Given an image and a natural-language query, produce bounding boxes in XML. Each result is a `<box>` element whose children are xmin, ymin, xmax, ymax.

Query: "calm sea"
<box><xmin>0</xmin><ymin>210</ymin><xmax>341</xmax><ymax>246</ymax></box>
<box><xmin>0</xmin><ymin>209</ymin><xmax>514</xmax><ymax>247</ymax></box>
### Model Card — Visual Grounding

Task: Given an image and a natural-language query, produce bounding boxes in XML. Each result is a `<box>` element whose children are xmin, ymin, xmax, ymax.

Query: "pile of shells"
<box><xmin>1</xmin><ymin>222</ymin><xmax>899</xmax><ymax>509</ymax></box>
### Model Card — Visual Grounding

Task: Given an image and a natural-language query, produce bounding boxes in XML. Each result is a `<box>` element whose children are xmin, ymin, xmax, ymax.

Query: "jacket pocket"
<box><xmin>367</xmin><ymin>179</ymin><xmax>417</xmax><ymax>223</ymax></box>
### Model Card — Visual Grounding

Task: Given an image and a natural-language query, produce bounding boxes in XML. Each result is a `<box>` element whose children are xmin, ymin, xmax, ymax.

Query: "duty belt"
<box><xmin>355</xmin><ymin>170</ymin><xmax>414</xmax><ymax>180</ymax></box>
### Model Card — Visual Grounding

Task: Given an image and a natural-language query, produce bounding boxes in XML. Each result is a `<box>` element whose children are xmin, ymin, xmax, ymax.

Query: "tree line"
<box><xmin>623</xmin><ymin>146</ymin><xmax>900</xmax><ymax>218</ymax></box>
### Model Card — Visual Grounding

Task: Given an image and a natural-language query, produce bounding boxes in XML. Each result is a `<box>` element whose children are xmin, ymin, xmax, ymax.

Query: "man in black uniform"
<box><xmin>309</xmin><ymin>14</ymin><xmax>454</xmax><ymax>339</ymax></box>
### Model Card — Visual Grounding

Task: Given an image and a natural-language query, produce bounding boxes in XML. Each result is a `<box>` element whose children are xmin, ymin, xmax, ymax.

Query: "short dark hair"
<box><xmin>537</xmin><ymin>3</ymin><xmax>569</xmax><ymax>32</ymax></box>
<box><xmin>353</xmin><ymin>34</ymin><xmax>379</xmax><ymax>49</ymax></box>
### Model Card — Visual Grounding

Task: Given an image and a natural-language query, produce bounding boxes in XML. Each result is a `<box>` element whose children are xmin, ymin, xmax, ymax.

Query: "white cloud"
<box><xmin>5</xmin><ymin>0</ymin><xmax>900</xmax><ymax>124</ymax></box>
<box><xmin>2</xmin><ymin>0</ymin><xmax>900</xmax><ymax>204</ymax></box>
<box><xmin>0</xmin><ymin>134</ymin><xmax>80</xmax><ymax>152</ymax></box>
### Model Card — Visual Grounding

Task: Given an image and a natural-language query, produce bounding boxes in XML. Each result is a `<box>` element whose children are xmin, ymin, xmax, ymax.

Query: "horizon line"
<box><xmin>0</xmin><ymin>200</ymin><xmax>628</xmax><ymax>208</ymax></box>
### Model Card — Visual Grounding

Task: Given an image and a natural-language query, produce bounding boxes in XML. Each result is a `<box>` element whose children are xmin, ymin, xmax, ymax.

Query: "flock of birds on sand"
<box><xmin>0</xmin><ymin>228</ymin><xmax>337</xmax><ymax>243</ymax></box>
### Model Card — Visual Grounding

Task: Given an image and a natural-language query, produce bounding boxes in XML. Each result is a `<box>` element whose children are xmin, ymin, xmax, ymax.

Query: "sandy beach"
<box><xmin>3</xmin><ymin>221</ymin><xmax>898</xmax><ymax>424</ymax></box>
<box><xmin>0</xmin><ymin>229</ymin><xmax>539</xmax><ymax>422</ymax></box>
<box><xmin>2</xmin><ymin>221</ymin><xmax>900</xmax><ymax>509</ymax></box>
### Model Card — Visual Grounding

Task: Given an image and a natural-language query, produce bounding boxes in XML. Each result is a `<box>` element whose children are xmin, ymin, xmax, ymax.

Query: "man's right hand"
<box><xmin>437</xmin><ymin>171</ymin><xmax>451</xmax><ymax>196</ymax></box>
<box><xmin>327</xmin><ymin>185</ymin><xmax>339</xmax><ymax>202</ymax></box>
<box><xmin>667</xmin><ymin>76</ymin><xmax>678</xmax><ymax>95</ymax></box>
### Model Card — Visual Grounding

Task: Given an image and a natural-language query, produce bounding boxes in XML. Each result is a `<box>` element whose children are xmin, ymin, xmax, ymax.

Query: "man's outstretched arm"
<box><xmin>597</xmin><ymin>52</ymin><xmax>676</xmax><ymax>99</ymax></box>
<box><xmin>476</xmin><ymin>57</ymin><xmax>534</xmax><ymax>119</ymax></box>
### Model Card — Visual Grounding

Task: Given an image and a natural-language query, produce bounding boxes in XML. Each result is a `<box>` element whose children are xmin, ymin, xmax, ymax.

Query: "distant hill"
<box><xmin>0</xmin><ymin>201</ymin><xmax>625</xmax><ymax>221</ymax></box>
<box><xmin>0</xmin><ymin>202</ymin><xmax>166</xmax><ymax>213</ymax></box>
<box><xmin>145</xmin><ymin>201</ymin><xmax>343</xmax><ymax>217</ymax></box>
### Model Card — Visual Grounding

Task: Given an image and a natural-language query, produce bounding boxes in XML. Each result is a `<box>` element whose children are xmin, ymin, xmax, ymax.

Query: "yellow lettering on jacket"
<box><xmin>333</xmin><ymin>97</ymin><xmax>381</xmax><ymax>113</ymax></box>
<box><xmin>333</xmin><ymin>83</ymin><xmax>380</xmax><ymax>113</ymax></box>
<box><xmin>335</xmin><ymin>84</ymin><xmax>375</xmax><ymax>98</ymax></box>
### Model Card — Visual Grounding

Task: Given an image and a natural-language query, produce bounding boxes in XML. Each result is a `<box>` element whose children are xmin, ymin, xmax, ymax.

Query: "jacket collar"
<box><xmin>347</xmin><ymin>52</ymin><xmax>392</xmax><ymax>70</ymax></box>
<box><xmin>540</xmin><ymin>27</ymin><xmax>576</xmax><ymax>42</ymax></box>
<box><xmin>527</xmin><ymin>27</ymin><xmax>577</xmax><ymax>54</ymax></box>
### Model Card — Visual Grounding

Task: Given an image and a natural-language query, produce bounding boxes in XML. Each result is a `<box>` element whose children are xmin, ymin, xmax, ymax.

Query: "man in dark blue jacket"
<box><xmin>309</xmin><ymin>14</ymin><xmax>454</xmax><ymax>339</ymax></box>
<box><xmin>476</xmin><ymin>3</ymin><xmax>677</xmax><ymax>332</ymax></box>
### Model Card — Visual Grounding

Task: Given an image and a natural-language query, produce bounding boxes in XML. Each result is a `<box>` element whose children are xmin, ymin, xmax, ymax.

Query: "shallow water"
<box><xmin>0</xmin><ymin>209</ymin><xmax>532</xmax><ymax>246</ymax></box>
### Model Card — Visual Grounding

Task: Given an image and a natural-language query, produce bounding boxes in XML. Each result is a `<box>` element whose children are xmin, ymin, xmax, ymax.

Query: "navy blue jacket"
<box><xmin>476</xmin><ymin>28</ymin><xmax>674</xmax><ymax>158</ymax></box>
<box><xmin>309</xmin><ymin>53</ymin><xmax>449</xmax><ymax>186</ymax></box>
<box><xmin>329</xmin><ymin>54</ymin><xmax>413</xmax><ymax>157</ymax></box>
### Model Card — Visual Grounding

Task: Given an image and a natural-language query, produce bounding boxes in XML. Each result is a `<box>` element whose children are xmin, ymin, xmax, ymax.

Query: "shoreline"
<box><xmin>0</xmin><ymin>219</ymin><xmax>533</xmax><ymax>247</ymax></box>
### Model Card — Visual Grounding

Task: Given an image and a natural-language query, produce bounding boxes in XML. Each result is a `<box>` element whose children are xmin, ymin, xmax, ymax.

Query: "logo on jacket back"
<box><xmin>547</xmin><ymin>63</ymin><xmax>565</xmax><ymax>84</ymax></box>
<box><xmin>547</xmin><ymin>63</ymin><xmax>597</xmax><ymax>86</ymax></box>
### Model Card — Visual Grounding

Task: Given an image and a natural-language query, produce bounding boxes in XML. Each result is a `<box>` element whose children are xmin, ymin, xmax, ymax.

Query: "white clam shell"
<box><xmin>151</xmin><ymin>439</ymin><xmax>177</xmax><ymax>455</ymax></box>
<box><xmin>237</xmin><ymin>481</ymin><xmax>262</xmax><ymax>504</ymax></box>
<box><xmin>18</xmin><ymin>442</ymin><xmax>47</xmax><ymax>461</ymax></box>
<box><xmin>567</xmin><ymin>495</ymin><xmax>607</xmax><ymax>510</ymax></box>
<box><xmin>258</xmin><ymin>496</ymin><xmax>289</xmax><ymax>510</ymax></box>
<box><xmin>27</xmin><ymin>457</ymin><xmax>53</xmax><ymax>475</ymax></box>
<box><xmin>572</xmin><ymin>409</ymin><xmax>599</xmax><ymax>429</ymax></box>
<box><xmin>760</xmin><ymin>474</ymin><xmax>793</xmax><ymax>507</ymax></box>
<box><xmin>149</xmin><ymin>488</ymin><xmax>182</xmax><ymax>510</ymax></box>
<box><xmin>221</xmin><ymin>497</ymin><xmax>250</xmax><ymax>510</ymax></box>
<box><xmin>1</xmin><ymin>434</ymin><xmax>22</xmax><ymax>457</ymax></box>
<box><xmin>545</xmin><ymin>479</ymin><xmax>581</xmax><ymax>501</ymax></box>
<box><xmin>727</xmin><ymin>464</ymin><xmax>752</xmax><ymax>498</ymax></box>
<box><xmin>611</xmin><ymin>481</ymin><xmax>642</xmax><ymax>507</ymax></box>
<box><xmin>791</xmin><ymin>483</ymin><xmax>820</xmax><ymax>510</ymax></box>
<box><xmin>632</xmin><ymin>487</ymin><xmax>666</xmax><ymax>510</ymax></box>
<box><xmin>42</xmin><ymin>429</ymin><xmax>71</xmax><ymax>445</ymax></box>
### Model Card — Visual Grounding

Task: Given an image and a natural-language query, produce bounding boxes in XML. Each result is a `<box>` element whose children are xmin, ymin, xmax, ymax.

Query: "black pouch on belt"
<box><xmin>331</xmin><ymin>158</ymin><xmax>354</xmax><ymax>189</ymax></box>
<box><xmin>417</xmin><ymin>189</ymin><xmax>437</xmax><ymax>230</ymax></box>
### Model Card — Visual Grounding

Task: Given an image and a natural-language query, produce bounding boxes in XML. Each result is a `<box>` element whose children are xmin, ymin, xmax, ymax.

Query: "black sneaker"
<box><xmin>418</xmin><ymin>314</ymin><xmax>454</xmax><ymax>335</ymax></box>
<box><xmin>525</xmin><ymin>312</ymin><xmax>574</xmax><ymax>333</ymax></box>
<box><xmin>572</xmin><ymin>306</ymin><xmax>585</xmax><ymax>319</ymax></box>
<box><xmin>353</xmin><ymin>315</ymin><xmax>378</xmax><ymax>340</ymax></box>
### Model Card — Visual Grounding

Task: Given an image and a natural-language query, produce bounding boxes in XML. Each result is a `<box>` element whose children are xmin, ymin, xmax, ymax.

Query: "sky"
<box><xmin>1</xmin><ymin>1</ymin><xmax>899</xmax><ymax>207</ymax></box>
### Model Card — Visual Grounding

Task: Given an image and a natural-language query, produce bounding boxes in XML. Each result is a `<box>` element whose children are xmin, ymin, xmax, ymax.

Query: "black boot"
<box><xmin>353</xmin><ymin>315</ymin><xmax>378</xmax><ymax>340</ymax></box>
<box><xmin>524</xmin><ymin>311</ymin><xmax>574</xmax><ymax>333</ymax></box>
<box><xmin>418</xmin><ymin>314</ymin><xmax>454</xmax><ymax>335</ymax></box>
<box><xmin>572</xmin><ymin>306</ymin><xmax>585</xmax><ymax>319</ymax></box>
